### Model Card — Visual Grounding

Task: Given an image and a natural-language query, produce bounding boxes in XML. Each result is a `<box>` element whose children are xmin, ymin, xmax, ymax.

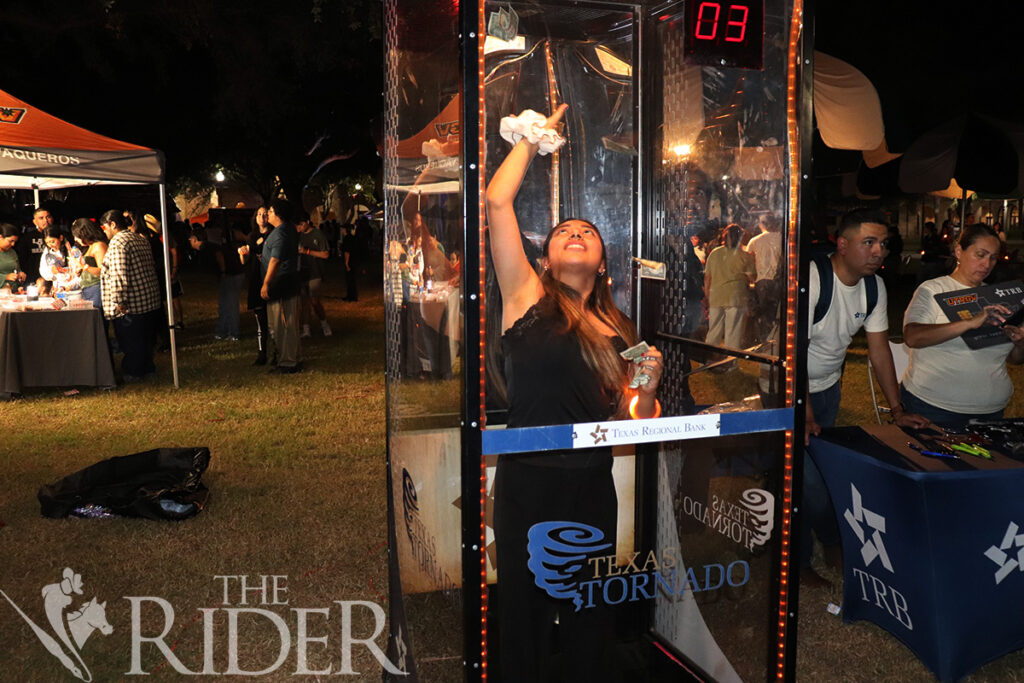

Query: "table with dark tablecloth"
<box><xmin>808</xmin><ymin>424</ymin><xmax>1024</xmax><ymax>681</ymax></box>
<box><xmin>0</xmin><ymin>308</ymin><xmax>116</xmax><ymax>394</ymax></box>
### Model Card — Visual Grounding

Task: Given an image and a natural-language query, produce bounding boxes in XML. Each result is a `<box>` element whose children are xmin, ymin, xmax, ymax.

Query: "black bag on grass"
<box><xmin>38</xmin><ymin>447</ymin><xmax>211</xmax><ymax>521</ymax></box>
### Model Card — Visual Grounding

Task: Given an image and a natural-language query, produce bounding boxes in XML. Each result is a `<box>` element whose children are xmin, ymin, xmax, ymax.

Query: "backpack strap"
<box><xmin>812</xmin><ymin>254</ymin><xmax>833</xmax><ymax>325</ymax></box>
<box><xmin>863</xmin><ymin>273</ymin><xmax>878</xmax><ymax>321</ymax></box>
<box><xmin>812</xmin><ymin>253</ymin><xmax>879</xmax><ymax>324</ymax></box>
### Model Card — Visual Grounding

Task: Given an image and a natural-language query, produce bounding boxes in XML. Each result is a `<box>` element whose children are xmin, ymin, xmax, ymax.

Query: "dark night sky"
<box><xmin>0</xmin><ymin>0</ymin><xmax>383</xmax><ymax>202</ymax></box>
<box><xmin>814</xmin><ymin>0</ymin><xmax>1024</xmax><ymax>150</ymax></box>
<box><xmin>0</xmin><ymin>1</ymin><xmax>1020</xmax><ymax>194</ymax></box>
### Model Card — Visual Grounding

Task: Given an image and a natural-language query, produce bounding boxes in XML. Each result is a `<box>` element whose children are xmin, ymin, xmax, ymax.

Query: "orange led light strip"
<box><xmin>545</xmin><ymin>42</ymin><xmax>560</xmax><ymax>225</ymax></box>
<box><xmin>777</xmin><ymin>0</ymin><xmax>804</xmax><ymax>678</ymax></box>
<box><xmin>477</xmin><ymin>0</ymin><xmax>489</xmax><ymax>678</ymax></box>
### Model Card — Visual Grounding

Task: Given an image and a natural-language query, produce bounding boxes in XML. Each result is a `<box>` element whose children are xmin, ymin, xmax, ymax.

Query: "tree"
<box><xmin>0</xmin><ymin>0</ymin><xmax>383</xmax><ymax>205</ymax></box>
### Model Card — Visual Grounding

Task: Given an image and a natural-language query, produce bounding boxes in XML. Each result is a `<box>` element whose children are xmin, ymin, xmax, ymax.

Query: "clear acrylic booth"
<box><xmin>382</xmin><ymin>0</ymin><xmax>810</xmax><ymax>680</ymax></box>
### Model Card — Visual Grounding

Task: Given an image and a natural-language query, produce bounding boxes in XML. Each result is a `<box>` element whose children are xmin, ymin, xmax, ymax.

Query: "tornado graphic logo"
<box><xmin>527</xmin><ymin>521</ymin><xmax>612</xmax><ymax>611</ymax></box>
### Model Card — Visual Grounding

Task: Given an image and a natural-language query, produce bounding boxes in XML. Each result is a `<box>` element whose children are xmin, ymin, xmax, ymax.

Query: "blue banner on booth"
<box><xmin>482</xmin><ymin>408</ymin><xmax>793</xmax><ymax>455</ymax></box>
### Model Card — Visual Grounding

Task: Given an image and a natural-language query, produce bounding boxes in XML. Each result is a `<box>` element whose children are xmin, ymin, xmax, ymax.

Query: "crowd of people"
<box><xmin>0</xmin><ymin>200</ymin><xmax>366</xmax><ymax>381</ymax></box>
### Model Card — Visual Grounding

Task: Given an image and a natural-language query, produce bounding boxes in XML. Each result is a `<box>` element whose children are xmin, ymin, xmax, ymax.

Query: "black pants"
<box><xmin>345</xmin><ymin>266</ymin><xmax>358</xmax><ymax>301</ymax></box>
<box><xmin>492</xmin><ymin>452</ymin><xmax>621</xmax><ymax>683</ymax></box>
<box><xmin>113</xmin><ymin>310</ymin><xmax>157</xmax><ymax>378</ymax></box>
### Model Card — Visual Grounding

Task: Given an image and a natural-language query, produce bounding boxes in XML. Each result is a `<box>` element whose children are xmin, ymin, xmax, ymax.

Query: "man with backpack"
<box><xmin>801</xmin><ymin>208</ymin><xmax>930</xmax><ymax>586</ymax></box>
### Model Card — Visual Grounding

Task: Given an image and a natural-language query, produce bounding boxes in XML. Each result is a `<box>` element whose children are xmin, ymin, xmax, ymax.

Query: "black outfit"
<box><xmin>493</xmin><ymin>297</ymin><xmax>624</xmax><ymax>683</ymax></box>
<box><xmin>245</xmin><ymin>228</ymin><xmax>272</xmax><ymax>357</ymax></box>
<box><xmin>16</xmin><ymin>228</ymin><xmax>45</xmax><ymax>284</ymax></box>
<box><xmin>919</xmin><ymin>232</ymin><xmax>951</xmax><ymax>283</ymax></box>
<box><xmin>141</xmin><ymin>230</ymin><xmax>171</xmax><ymax>349</ymax></box>
<box><xmin>880</xmin><ymin>231</ymin><xmax>903</xmax><ymax>288</ymax></box>
<box><xmin>194</xmin><ymin>241</ymin><xmax>221</xmax><ymax>276</ymax></box>
<box><xmin>921</xmin><ymin>232</ymin><xmax>944</xmax><ymax>262</ymax></box>
<box><xmin>342</xmin><ymin>231</ymin><xmax>359</xmax><ymax>301</ymax></box>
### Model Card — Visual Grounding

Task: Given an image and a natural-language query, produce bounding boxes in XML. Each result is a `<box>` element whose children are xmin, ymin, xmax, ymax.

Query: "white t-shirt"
<box><xmin>745</xmin><ymin>231</ymin><xmax>782</xmax><ymax>281</ymax></box>
<box><xmin>902</xmin><ymin>275</ymin><xmax>1013</xmax><ymax>413</ymax></box>
<box><xmin>807</xmin><ymin>260</ymin><xmax>889</xmax><ymax>393</ymax></box>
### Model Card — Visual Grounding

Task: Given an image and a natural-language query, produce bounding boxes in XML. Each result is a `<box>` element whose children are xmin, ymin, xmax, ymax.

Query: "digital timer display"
<box><xmin>684</xmin><ymin>0</ymin><xmax>764</xmax><ymax>70</ymax></box>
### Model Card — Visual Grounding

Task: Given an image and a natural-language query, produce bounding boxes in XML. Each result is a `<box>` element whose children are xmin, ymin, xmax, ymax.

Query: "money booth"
<box><xmin>382</xmin><ymin>0</ymin><xmax>812</xmax><ymax>680</ymax></box>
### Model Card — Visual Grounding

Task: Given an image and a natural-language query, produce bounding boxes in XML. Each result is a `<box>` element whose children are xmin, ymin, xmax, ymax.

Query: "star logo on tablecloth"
<box><xmin>984</xmin><ymin>521</ymin><xmax>1024</xmax><ymax>585</ymax></box>
<box><xmin>590</xmin><ymin>424</ymin><xmax>608</xmax><ymax>445</ymax></box>
<box><xmin>843</xmin><ymin>483</ymin><xmax>894</xmax><ymax>572</ymax></box>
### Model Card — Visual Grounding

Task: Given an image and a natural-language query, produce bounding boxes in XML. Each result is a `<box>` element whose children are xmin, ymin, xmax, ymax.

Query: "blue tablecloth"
<box><xmin>809</xmin><ymin>425</ymin><xmax>1024</xmax><ymax>682</ymax></box>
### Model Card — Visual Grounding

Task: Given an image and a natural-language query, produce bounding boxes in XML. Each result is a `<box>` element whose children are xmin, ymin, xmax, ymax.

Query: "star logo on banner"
<box><xmin>590</xmin><ymin>425</ymin><xmax>608</xmax><ymax>445</ymax></box>
<box><xmin>843</xmin><ymin>483</ymin><xmax>894</xmax><ymax>572</ymax></box>
<box><xmin>984</xmin><ymin>521</ymin><xmax>1024</xmax><ymax>585</ymax></box>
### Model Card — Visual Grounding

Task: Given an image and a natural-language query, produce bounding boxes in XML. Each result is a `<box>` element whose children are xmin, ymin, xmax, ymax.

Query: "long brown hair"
<box><xmin>540</xmin><ymin>219</ymin><xmax>638</xmax><ymax>410</ymax></box>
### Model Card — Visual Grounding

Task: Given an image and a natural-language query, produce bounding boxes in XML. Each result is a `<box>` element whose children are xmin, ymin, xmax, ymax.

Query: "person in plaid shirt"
<box><xmin>100</xmin><ymin>209</ymin><xmax>162</xmax><ymax>382</ymax></box>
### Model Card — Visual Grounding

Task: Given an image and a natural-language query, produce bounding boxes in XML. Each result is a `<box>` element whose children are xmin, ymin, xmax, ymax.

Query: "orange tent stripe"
<box><xmin>0</xmin><ymin>88</ymin><xmax>148</xmax><ymax>152</ymax></box>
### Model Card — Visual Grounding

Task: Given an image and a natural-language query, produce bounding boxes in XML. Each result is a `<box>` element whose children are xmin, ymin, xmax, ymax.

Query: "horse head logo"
<box><xmin>67</xmin><ymin>597</ymin><xmax>113</xmax><ymax>650</ymax></box>
<box><xmin>1</xmin><ymin>567</ymin><xmax>112</xmax><ymax>681</ymax></box>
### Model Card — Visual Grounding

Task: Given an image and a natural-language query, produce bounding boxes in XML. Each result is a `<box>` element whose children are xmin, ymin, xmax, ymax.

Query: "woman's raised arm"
<box><xmin>486</xmin><ymin>104</ymin><xmax>567</xmax><ymax>327</ymax></box>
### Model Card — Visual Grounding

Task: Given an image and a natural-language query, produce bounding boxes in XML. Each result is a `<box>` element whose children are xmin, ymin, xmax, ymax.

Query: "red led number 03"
<box><xmin>694</xmin><ymin>2</ymin><xmax>749</xmax><ymax>43</ymax></box>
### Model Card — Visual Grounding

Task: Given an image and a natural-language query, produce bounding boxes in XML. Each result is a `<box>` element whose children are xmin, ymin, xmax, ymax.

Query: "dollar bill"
<box><xmin>629</xmin><ymin>370</ymin><xmax>652</xmax><ymax>389</ymax></box>
<box><xmin>632</xmin><ymin>257</ymin><xmax>666</xmax><ymax>281</ymax></box>
<box><xmin>620</xmin><ymin>341</ymin><xmax>650</xmax><ymax>363</ymax></box>
<box><xmin>487</xmin><ymin>6</ymin><xmax>519</xmax><ymax>42</ymax></box>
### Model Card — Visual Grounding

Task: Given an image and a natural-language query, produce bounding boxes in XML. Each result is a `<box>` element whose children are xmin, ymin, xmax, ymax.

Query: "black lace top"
<box><xmin>502</xmin><ymin>297</ymin><xmax>626</xmax><ymax>429</ymax></box>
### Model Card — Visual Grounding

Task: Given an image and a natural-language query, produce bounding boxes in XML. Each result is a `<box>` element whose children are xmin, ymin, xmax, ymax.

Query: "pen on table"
<box><xmin>907</xmin><ymin>442</ymin><xmax>960</xmax><ymax>459</ymax></box>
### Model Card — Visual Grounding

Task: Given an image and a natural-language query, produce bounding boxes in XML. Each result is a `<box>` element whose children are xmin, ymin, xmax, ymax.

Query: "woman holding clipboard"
<box><xmin>902</xmin><ymin>224</ymin><xmax>1024</xmax><ymax>429</ymax></box>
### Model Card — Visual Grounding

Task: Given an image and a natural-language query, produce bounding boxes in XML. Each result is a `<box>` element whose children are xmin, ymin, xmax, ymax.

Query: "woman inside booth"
<box><xmin>486</xmin><ymin>103</ymin><xmax>663</xmax><ymax>682</ymax></box>
<box><xmin>902</xmin><ymin>224</ymin><xmax>1024</xmax><ymax>429</ymax></box>
<box><xmin>703</xmin><ymin>222</ymin><xmax>756</xmax><ymax>369</ymax></box>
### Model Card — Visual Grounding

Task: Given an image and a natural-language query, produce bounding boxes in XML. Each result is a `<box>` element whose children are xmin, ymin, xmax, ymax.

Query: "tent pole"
<box><xmin>158</xmin><ymin>183</ymin><xmax>179</xmax><ymax>388</ymax></box>
<box><xmin>959</xmin><ymin>187</ymin><xmax>967</xmax><ymax>238</ymax></box>
<box><xmin>33</xmin><ymin>187</ymin><xmax>40</xmax><ymax>208</ymax></box>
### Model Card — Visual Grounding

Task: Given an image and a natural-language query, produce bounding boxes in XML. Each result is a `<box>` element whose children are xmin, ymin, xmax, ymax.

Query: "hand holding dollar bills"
<box><xmin>620</xmin><ymin>341</ymin><xmax>659</xmax><ymax>389</ymax></box>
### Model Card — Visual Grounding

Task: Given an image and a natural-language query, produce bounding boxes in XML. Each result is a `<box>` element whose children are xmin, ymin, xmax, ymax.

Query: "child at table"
<box><xmin>39</xmin><ymin>226</ymin><xmax>83</xmax><ymax>295</ymax></box>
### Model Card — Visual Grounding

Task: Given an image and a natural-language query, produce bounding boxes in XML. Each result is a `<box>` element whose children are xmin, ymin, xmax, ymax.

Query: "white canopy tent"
<box><xmin>0</xmin><ymin>87</ymin><xmax>180</xmax><ymax>387</ymax></box>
